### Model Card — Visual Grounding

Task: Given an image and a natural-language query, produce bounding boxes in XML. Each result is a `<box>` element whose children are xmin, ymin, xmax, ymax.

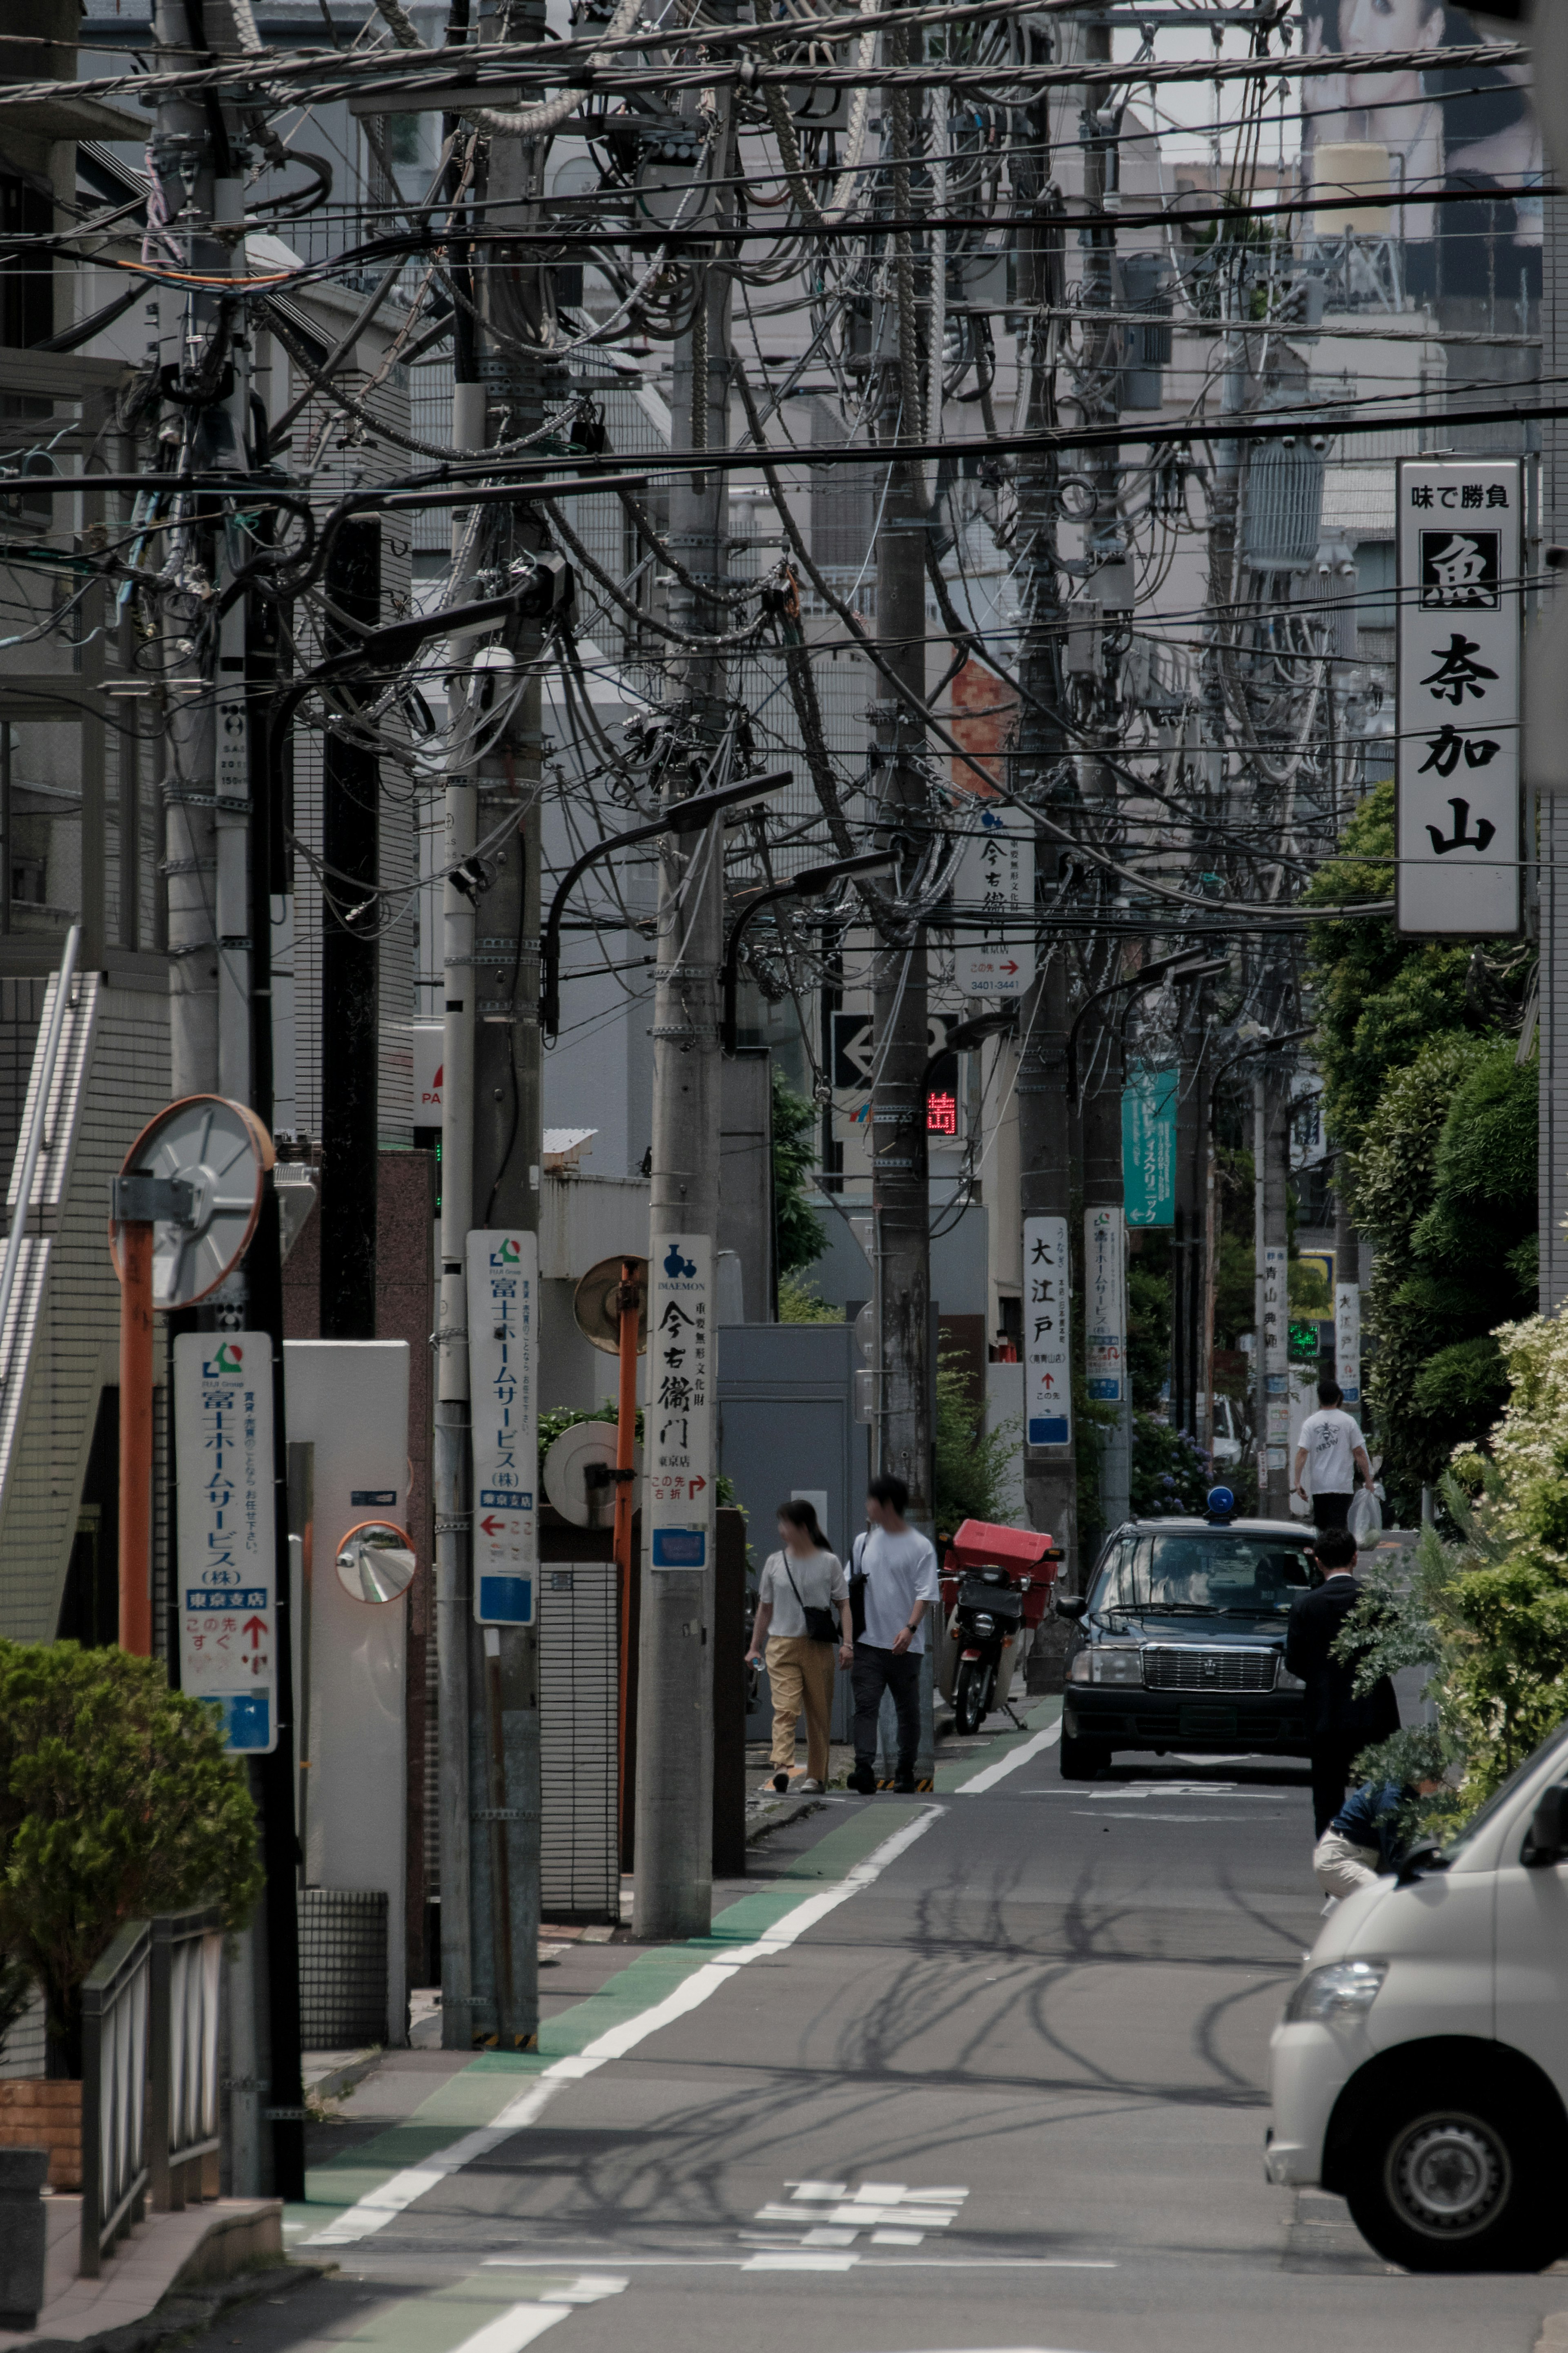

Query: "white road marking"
<box><xmin>445</xmin><ymin>2304</ymin><xmax>573</xmax><ymax>2353</ymax></box>
<box><xmin>302</xmin><ymin>1807</ymin><xmax>943</xmax><ymax>2248</ymax></box>
<box><xmin>954</xmin><ymin>1721</ymin><xmax>1062</xmax><ymax>1793</ymax></box>
<box><xmin>743</xmin><ymin>2253</ymin><xmax>859</xmax><ymax>2272</ymax></box>
<box><xmin>1072</xmin><ymin>1811</ymin><xmax>1259</xmax><ymax>1823</ymax></box>
<box><xmin>481</xmin><ymin>2256</ymin><xmax>1116</xmax><ymax>2272</ymax></box>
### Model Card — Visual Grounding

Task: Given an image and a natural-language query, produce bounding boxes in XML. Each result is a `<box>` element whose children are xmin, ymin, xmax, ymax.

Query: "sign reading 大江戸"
<box><xmin>1084</xmin><ymin>1205</ymin><xmax>1126</xmax><ymax>1404</ymax></box>
<box><xmin>467</xmin><ymin>1229</ymin><xmax>538</xmax><ymax>1626</ymax></box>
<box><xmin>648</xmin><ymin>1233</ymin><xmax>713</xmax><ymax>1570</ymax></box>
<box><xmin>1024</xmin><ymin>1214</ymin><xmax>1071</xmax><ymax>1447</ymax></box>
<box><xmin>175</xmin><ymin>1331</ymin><xmax>276</xmax><ymax>1753</ymax></box>
<box><xmin>1397</xmin><ymin>459</ymin><xmax>1521</xmax><ymax>938</ymax></box>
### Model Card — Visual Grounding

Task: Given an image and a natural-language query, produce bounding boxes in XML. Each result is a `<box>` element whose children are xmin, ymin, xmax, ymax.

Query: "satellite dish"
<box><xmin>543</xmin><ymin>1420</ymin><xmax>644</xmax><ymax>1530</ymax></box>
<box><xmin>112</xmin><ymin>1095</ymin><xmax>274</xmax><ymax>1309</ymax></box>
<box><xmin>335</xmin><ymin>1519</ymin><xmax>417</xmax><ymax>1605</ymax></box>
<box><xmin>573</xmin><ymin>1253</ymin><xmax>648</xmax><ymax>1357</ymax></box>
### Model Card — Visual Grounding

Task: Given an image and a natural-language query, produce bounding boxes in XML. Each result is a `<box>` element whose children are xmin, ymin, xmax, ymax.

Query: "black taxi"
<box><xmin>1056</xmin><ymin>1500</ymin><xmax>1323</xmax><ymax>1779</ymax></box>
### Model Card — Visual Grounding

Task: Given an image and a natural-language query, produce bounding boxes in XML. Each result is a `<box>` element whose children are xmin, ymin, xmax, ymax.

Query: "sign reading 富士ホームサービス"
<box><xmin>1396</xmin><ymin>459</ymin><xmax>1521</xmax><ymax>939</ymax></box>
<box><xmin>1084</xmin><ymin>1205</ymin><xmax>1126</xmax><ymax>1404</ymax></box>
<box><xmin>175</xmin><ymin>1332</ymin><xmax>276</xmax><ymax>1753</ymax></box>
<box><xmin>467</xmin><ymin>1229</ymin><xmax>538</xmax><ymax>1625</ymax></box>
<box><xmin>648</xmin><ymin>1233</ymin><xmax>712</xmax><ymax>1570</ymax></box>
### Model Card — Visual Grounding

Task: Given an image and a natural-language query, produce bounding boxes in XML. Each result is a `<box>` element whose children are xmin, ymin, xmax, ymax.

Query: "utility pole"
<box><xmin>633</xmin><ymin>83</ymin><xmax>736</xmax><ymax>1942</ymax></box>
<box><xmin>1080</xmin><ymin>1004</ymin><xmax>1129</xmax><ymax>1527</ymax></box>
<box><xmin>319</xmin><ymin>520</ymin><xmax>380</xmax><ymax>1338</ymax></box>
<box><xmin>871</xmin><ymin>18</ymin><xmax>933</xmax><ymax>1532</ymax></box>
<box><xmin>1254</xmin><ymin>1042</ymin><xmax>1291</xmax><ymax>1515</ymax></box>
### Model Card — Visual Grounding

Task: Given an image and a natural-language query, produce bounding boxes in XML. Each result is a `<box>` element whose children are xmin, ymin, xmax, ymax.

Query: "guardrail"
<box><xmin>79</xmin><ymin>1906</ymin><xmax>225</xmax><ymax>2275</ymax></box>
<box><xmin>147</xmin><ymin>1908</ymin><xmax>222</xmax><ymax>2211</ymax></box>
<box><xmin>79</xmin><ymin>1919</ymin><xmax>151</xmax><ymax>2277</ymax></box>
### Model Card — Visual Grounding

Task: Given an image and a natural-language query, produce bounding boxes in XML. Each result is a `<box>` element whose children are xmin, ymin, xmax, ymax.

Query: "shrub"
<box><xmin>778</xmin><ymin>1269</ymin><xmax>840</xmax><ymax>1324</ymax></box>
<box><xmin>1130</xmin><ymin>1416</ymin><xmax>1212</xmax><ymax>1517</ymax></box>
<box><xmin>933</xmin><ymin>1356</ymin><xmax>1021</xmax><ymax>1541</ymax></box>
<box><xmin>0</xmin><ymin>1642</ymin><xmax>263</xmax><ymax>2074</ymax></box>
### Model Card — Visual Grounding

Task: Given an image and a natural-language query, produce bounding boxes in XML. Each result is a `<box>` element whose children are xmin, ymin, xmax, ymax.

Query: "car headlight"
<box><xmin>1285</xmin><ymin>1960</ymin><xmax>1388</xmax><ymax>2024</ymax></box>
<box><xmin>1092</xmin><ymin>1645</ymin><xmax>1143</xmax><ymax>1688</ymax></box>
<box><xmin>1276</xmin><ymin>1664</ymin><xmax>1305</xmax><ymax>1691</ymax></box>
<box><xmin>1068</xmin><ymin>1648</ymin><xmax>1094</xmax><ymax>1684</ymax></box>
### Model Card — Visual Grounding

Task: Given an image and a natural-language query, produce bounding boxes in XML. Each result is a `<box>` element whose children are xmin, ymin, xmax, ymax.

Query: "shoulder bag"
<box><xmin>782</xmin><ymin>1552</ymin><xmax>840</xmax><ymax>1646</ymax></box>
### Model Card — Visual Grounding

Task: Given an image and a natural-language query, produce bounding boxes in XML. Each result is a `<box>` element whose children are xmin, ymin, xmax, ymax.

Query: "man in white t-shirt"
<box><xmin>846</xmin><ymin>1473</ymin><xmax>940</xmax><ymax>1796</ymax></box>
<box><xmin>1293</xmin><ymin>1380</ymin><xmax>1374</xmax><ymax>1533</ymax></box>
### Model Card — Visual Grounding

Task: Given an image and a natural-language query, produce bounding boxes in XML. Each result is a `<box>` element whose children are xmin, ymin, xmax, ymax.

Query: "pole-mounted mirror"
<box><xmin>334</xmin><ymin>1519</ymin><xmax>416</xmax><ymax>1606</ymax></box>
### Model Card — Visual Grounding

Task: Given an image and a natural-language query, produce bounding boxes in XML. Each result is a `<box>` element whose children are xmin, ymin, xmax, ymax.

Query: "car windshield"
<box><xmin>1094</xmin><ymin>1530</ymin><xmax>1319</xmax><ymax>1616</ymax></box>
<box><xmin>1441</xmin><ymin>1723</ymin><xmax>1568</xmax><ymax>1864</ymax></box>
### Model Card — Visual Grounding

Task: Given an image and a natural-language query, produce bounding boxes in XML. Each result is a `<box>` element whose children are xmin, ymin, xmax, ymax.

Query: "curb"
<box><xmin>30</xmin><ymin>2255</ymin><xmax>334</xmax><ymax>2353</ymax></box>
<box><xmin>745</xmin><ymin>1793</ymin><xmax>829</xmax><ymax>1842</ymax></box>
<box><xmin>303</xmin><ymin>2049</ymin><xmax>383</xmax><ymax>2106</ymax></box>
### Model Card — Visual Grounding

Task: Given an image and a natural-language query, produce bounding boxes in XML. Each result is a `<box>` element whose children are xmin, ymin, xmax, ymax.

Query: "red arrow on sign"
<box><xmin>242</xmin><ymin>1616</ymin><xmax>267</xmax><ymax>1649</ymax></box>
<box><xmin>1000</xmin><ymin>959</ymin><xmax>1019</xmax><ymax>974</ymax></box>
<box><xmin>688</xmin><ymin>1476</ymin><xmax>707</xmax><ymax>1500</ymax></box>
<box><xmin>480</xmin><ymin>1514</ymin><xmax>507</xmax><ymax>1537</ymax></box>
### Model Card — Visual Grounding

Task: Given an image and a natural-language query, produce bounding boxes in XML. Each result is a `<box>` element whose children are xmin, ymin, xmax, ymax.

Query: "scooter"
<box><xmin>951</xmin><ymin>1566</ymin><xmax>1025</xmax><ymax>1736</ymax></box>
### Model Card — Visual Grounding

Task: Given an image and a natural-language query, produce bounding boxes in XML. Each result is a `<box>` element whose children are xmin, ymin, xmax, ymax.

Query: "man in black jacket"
<box><xmin>1285</xmin><ymin>1526</ymin><xmax>1401</xmax><ymax>1835</ymax></box>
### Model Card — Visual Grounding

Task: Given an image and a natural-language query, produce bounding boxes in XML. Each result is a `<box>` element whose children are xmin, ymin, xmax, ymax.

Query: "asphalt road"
<box><xmin>220</xmin><ymin>1724</ymin><xmax>1568</xmax><ymax>2353</ymax></box>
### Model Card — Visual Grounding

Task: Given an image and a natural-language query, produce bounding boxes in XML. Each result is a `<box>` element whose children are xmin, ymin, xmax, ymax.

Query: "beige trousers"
<box><xmin>765</xmin><ymin>1634</ymin><xmax>835</xmax><ymax>1782</ymax></box>
<box><xmin>1313</xmin><ymin>1829</ymin><xmax>1381</xmax><ymax>1900</ymax></box>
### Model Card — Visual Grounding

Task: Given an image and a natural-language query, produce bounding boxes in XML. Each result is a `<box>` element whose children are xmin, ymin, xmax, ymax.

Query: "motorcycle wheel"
<box><xmin>954</xmin><ymin>1658</ymin><xmax>984</xmax><ymax>1737</ymax></box>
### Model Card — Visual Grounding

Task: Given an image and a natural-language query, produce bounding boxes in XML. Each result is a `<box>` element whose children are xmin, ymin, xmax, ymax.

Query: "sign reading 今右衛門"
<box><xmin>175</xmin><ymin>1331</ymin><xmax>276</xmax><ymax>1753</ymax></box>
<box><xmin>467</xmin><ymin>1229</ymin><xmax>538</xmax><ymax>1625</ymax></box>
<box><xmin>648</xmin><ymin>1233</ymin><xmax>713</xmax><ymax>1571</ymax></box>
<box><xmin>1396</xmin><ymin>459</ymin><xmax>1521</xmax><ymax>939</ymax></box>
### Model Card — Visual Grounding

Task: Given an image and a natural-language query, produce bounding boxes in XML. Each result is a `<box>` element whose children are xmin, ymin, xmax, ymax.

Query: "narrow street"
<box><xmin>208</xmin><ymin>1715</ymin><xmax>1565</xmax><ymax>2353</ymax></box>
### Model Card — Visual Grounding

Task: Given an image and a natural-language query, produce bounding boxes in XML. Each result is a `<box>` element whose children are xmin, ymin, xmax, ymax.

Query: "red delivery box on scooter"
<box><xmin>941</xmin><ymin>1518</ymin><xmax>1063</xmax><ymax>1626</ymax></box>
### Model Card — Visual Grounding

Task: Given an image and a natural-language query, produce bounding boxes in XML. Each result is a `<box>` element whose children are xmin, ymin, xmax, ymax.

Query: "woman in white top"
<box><xmin>745</xmin><ymin>1499</ymin><xmax>853</xmax><ymax>1795</ymax></box>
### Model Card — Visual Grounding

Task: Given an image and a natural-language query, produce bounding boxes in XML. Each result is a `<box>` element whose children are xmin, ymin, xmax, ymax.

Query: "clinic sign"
<box><xmin>1397</xmin><ymin>459</ymin><xmax>1521</xmax><ymax>938</ymax></box>
<box><xmin>1084</xmin><ymin>1205</ymin><xmax>1126</xmax><ymax>1404</ymax></box>
<box><xmin>1123</xmin><ymin>1062</ymin><xmax>1176</xmax><ymax>1227</ymax></box>
<box><xmin>648</xmin><ymin>1233</ymin><xmax>713</xmax><ymax>1569</ymax></box>
<box><xmin>175</xmin><ymin>1332</ymin><xmax>276</xmax><ymax>1753</ymax></box>
<box><xmin>1024</xmin><ymin>1214</ymin><xmax>1071</xmax><ymax>1447</ymax></box>
<box><xmin>467</xmin><ymin>1229</ymin><xmax>538</xmax><ymax>1625</ymax></box>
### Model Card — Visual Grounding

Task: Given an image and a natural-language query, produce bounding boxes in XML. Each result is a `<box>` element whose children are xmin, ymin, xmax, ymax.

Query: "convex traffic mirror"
<box><xmin>335</xmin><ymin>1519</ymin><xmax>416</xmax><ymax>1606</ymax></box>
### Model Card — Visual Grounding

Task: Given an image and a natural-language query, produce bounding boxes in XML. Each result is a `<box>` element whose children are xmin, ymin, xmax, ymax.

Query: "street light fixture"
<box><xmin>720</xmin><ymin>849</ymin><xmax>896</xmax><ymax>1055</ymax></box>
<box><xmin>540</xmin><ymin>768</ymin><xmax>795</xmax><ymax>1043</ymax></box>
<box><xmin>1065</xmin><ymin>950</ymin><xmax>1229</xmax><ymax>1104</ymax></box>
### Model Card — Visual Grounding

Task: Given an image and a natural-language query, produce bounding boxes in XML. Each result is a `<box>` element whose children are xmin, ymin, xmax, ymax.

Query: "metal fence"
<box><xmin>79</xmin><ymin>1919</ymin><xmax>150</xmax><ymax>2277</ymax></box>
<box><xmin>147</xmin><ymin>1908</ymin><xmax>222</xmax><ymax>2211</ymax></box>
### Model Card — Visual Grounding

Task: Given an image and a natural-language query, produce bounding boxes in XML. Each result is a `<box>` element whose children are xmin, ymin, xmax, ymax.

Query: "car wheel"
<box><xmin>954</xmin><ymin>1659</ymin><xmax>984</xmax><ymax>1737</ymax></box>
<box><xmin>1345</xmin><ymin>2085</ymin><xmax>1562</xmax><ymax>2272</ymax></box>
<box><xmin>1058</xmin><ymin>1732</ymin><xmax>1109</xmax><ymax>1782</ymax></box>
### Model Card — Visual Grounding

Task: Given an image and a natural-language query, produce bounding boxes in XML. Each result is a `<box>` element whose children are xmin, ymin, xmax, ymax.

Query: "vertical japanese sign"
<box><xmin>1262</xmin><ymin>1244</ymin><xmax>1289</xmax><ymax>1470</ymax></box>
<box><xmin>1122</xmin><ymin>1063</ymin><xmax>1176</xmax><ymax>1227</ymax></box>
<box><xmin>953</xmin><ymin>807</ymin><xmax>1035</xmax><ymax>997</ymax></box>
<box><xmin>1023</xmin><ymin>1214</ymin><xmax>1071</xmax><ymax>1447</ymax></box>
<box><xmin>175</xmin><ymin>1331</ymin><xmax>276</xmax><ymax>1753</ymax></box>
<box><xmin>1335</xmin><ymin>1280</ymin><xmax>1361</xmax><ymax>1409</ymax></box>
<box><xmin>1397</xmin><ymin>458</ymin><xmax>1521</xmax><ymax>938</ymax></box>
<box><xmin>1084</xmin><ymin>1206</ymin><xmax>1126</xmax><ymax>1403</ymax></box>
<box><xmin>467</xmin><ymin>1229</ymin><xmax>537</xmax><ymax>1626</ymax></box>
<box><xmin>648</xmin><ymin>1232</ymin><xmax>713</xmax><ymax>1569</ymax></box>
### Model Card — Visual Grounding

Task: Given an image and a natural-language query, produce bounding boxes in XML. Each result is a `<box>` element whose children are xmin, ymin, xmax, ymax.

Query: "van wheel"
<box><xmin>1058</xmin><ymin>1733</ymin><xmax>1109</xmax><ymax>1782</ymax></box>
<box><xmin>1344</xmin><ymin>2083</ymin><xmax>1563</xmax><ymax>2271</ymax></box>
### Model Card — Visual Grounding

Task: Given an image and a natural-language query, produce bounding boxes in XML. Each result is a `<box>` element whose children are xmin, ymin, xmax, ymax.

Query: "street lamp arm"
<box><xmin>918</xmin><ymin>1005</ymin><xmax>1020</xmax><ymax>1100</ymax></box>
<box><xmin>721</xmin><ymin>848</ymin><xmax>895</xmax><ymax>1056</ymax></box>
<box><xmin>1065</xmin><ymin>950</ymin><xmax>1228</xmax><ymax>1104</ymax></box>
<box><xmin>541</xmin><ymin>768</ymin><xmax>793</xmax><ymax>1043</ymax></box>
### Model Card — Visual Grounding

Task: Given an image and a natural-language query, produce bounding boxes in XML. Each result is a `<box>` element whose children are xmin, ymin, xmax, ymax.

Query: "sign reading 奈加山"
<box><xmin>175</xmin><ymin>1331</ymin><xmax>276</xmax><ymax>1753</ymax></box>
<box><xmin>467</xmin><ymin>1229</ymin><xmax>538</xmax><ymax>1626</ymax></box>
<box><xmin>648</xmin><ymin>1232</ymin><xmax>713</xmax><ymax>1570</ymax></box>
<box><xmin>1396</xmin><ymin>459</ymin><xmax>1521</xmax><ymax>938</ymax></box>
<box><xmin>1084</xmin><ymin>1205</ymin><xmax>1126</xmax><ymax>1403</ymax></box>
<box><xmin>1023</xmin><ymin>1214</ymin><xmax>1071</xmax><ymax>1447</ymax></box>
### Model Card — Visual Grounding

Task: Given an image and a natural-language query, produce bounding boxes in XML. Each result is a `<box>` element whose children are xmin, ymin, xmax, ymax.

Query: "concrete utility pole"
<box><xmin>1254</xmin><ymin>1046</ymin><xmax>1291</xmax><ymax>1515</ymax></box>
<box><xmin>319</xmin><ymin>520</ymin><xmax>380</xmax><ymax>1338</ymax></box>
<box><xmin>870</xmin><ymin>18</ymin><xmax>933</xmax><ymax>1532</ymax></box>
<box><xmin>1080</xmin><ymin>1009</ymin><xmax>1130</xmax><ymax>1526</ymax></box>
<box><xmin>633</xmin><ymin>86</ymin><xmax>736</xmax><ymax>1943</ymax></box>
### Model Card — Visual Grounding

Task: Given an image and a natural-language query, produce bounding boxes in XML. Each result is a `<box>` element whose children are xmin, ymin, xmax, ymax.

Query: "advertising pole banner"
<box><xmin>648</xmin><ymin>1232</ymin><xmax>713</xmax><ymax>1569</ymax></box>
<box><xmin>175</xmin><ymin>1331</ymin><xmax>277</xmax><ymax>1753</ymax></box>
<box><xmin>1084</xmin><ymin>1205</ymin><xmax>1126</xmax><ymax>1404</ymax></box>
<box><xmin>467</xmin><ymin>1229</ymin><xmax>539</xmax><ymax>1626</ymax></box>
<box><xmin>1023</xmin><ymin>1214</ymin><xmax>1072</xmax><ymax>1447</ymax></box>
<box><xmin>1122</xmin><ymin>1063</ymin><xmax>1176</xmax><ymax>1227</ymax></box>
<box><xmin>1335</xmin><ymin>1282</ymin><xmax>1362</xmax><ymax>1408</ymax></box>
<box><xmin>1396</xmin><ymin>457</ymin><xmax>1522</xmax><ymax>938</ymax></box>
<box><xmin>1263</xmin><ymin>1244</ymin><xmax>1290</xmax><ymax>1471</ymax></box>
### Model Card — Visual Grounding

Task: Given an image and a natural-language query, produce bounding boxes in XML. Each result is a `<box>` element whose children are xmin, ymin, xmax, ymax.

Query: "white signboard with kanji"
<box><xmin>1336</xmin><ymin>1281</ymin><xmax>1361</xmax><ymax>1409</ymax></box>
<box><xmin>1023</xmin><ymin>1214</ymin><xmax>1071</xmax><ymax>1448</ymax></box>
<box><xmin>467</xmin><ymin>1229</ymin><xmax>538</xmax><ymax>1626</ymax></box>
<box><xmin>1397</xmin><ymin>458</ymin><xmax>1521</xmax><ymax>937</ymax></box>
<box><xmin>175</xmin><ymin>1331</ymin><xmax>276</xmax><ymax>1753</ymax></box>
<box><xmin>953</xmin><ymin>807</ymin><xmax>1034</xmax><ymax>997</ymax></box>
<box><xmin>1262</xmin><ymin>1244</ymin><xmax>1288</xmax><ymax>1470</ymax></box>
<box><xmin>1084</xmin><ymin>1205</ymin><xmax>1126</xmax><ymax>1405</ymax></box>
<box><xmin>648</xmin><ymin>1232</ymin><xmax>713</xmax><ymax>1570</ymax></box>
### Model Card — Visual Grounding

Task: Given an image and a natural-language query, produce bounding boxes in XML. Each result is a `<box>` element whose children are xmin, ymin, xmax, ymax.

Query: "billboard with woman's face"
<box><xmin>1301</xmin><ymin>0</ymin><xmax>1540</xmax><ymax>308</ymax></box>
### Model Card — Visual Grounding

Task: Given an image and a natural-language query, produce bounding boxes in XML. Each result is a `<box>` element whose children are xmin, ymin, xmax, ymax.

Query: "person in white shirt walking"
<box><xmin>745</xmin><ymin>1499</ymin><xmax>853</xmax><ymax>1795</ymax></box>
<box><xmin>846</xmin><ymin>1473</ymin><xmax>940</xmax><ymax>1795</ymax></box>
<box><xmin>1293</xmin><ymin>1380</ymin><xmax>1374</xmax><ymax>1532</ymax></box>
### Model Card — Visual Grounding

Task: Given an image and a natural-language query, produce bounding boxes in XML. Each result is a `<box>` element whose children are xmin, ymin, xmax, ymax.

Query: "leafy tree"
<box><xmin>777</xmin><ymin>1269</ymin><xmax>840</xmax><ymax>1323</ymax></box>
<box><xmin>772</xmin><ymin>1066</ymin><xmax>826</xmax><ymax>1277</ymax></box>
<box><xmin>0</xmin><ymin>1642</ymin><xmax>263</xmax><ymax>2074</ymax></box>
<box><xmin>933</xmin><ymin>1356</ymin><xmax>1022</xmax><ymax>1541</ymax></box>
<box><xmin>1126</xmin><ymin>1245</ymin><xmax>1171</xmax><ymax>1410</ymax></box>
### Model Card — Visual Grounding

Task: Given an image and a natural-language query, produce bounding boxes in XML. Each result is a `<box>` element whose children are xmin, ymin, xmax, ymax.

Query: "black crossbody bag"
<box><xmin>782</xmin><ymin>1553</ymin><xmax>839</xmax><ymax>1646</ymax></box>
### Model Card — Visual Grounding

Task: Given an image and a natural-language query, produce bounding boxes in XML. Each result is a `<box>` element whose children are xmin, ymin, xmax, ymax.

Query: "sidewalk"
<box><xmin>0</xmin><ymin>2195</ymin><xmax>282</xmax><ymax>2350</ymax></box>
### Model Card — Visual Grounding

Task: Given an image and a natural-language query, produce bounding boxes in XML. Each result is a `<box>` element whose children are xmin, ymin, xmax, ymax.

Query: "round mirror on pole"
<box><xmin>111</xmin><ymin>1093</ymin><xmax>275</xmax><ymax>1307</ymax></box>
<box><xmin>334</xmin><ymin>1520</ymin><xmax>417</xmax><ymax>1605</ymax></box>
<box><xmin>572</xmin><ymin>1254</ymin><xmax>649</xmax><ymax>1355</ymax></box>
<box><xmin>543</xmin><ymin>1421</ymin><xmax>646</xmax><ymax>1530</ymax></box>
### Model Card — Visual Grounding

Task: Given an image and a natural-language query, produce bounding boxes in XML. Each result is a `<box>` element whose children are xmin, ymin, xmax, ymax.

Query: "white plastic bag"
<box><xmin>1348</xmin><ymin>1488</ymin><xmax>1383</xmax><ymax>1547</ymax></box>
